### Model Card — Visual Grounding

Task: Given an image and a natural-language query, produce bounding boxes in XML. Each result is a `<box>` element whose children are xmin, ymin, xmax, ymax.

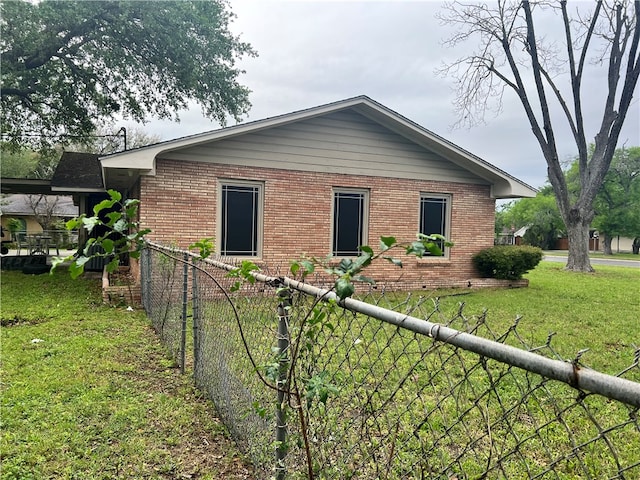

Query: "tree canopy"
<box><xmin>589</xmin><ymin>146</ymin><xmax>640</xmax><ymax>252</ymax></box>
<box><xmin>1</xmin><ymin>125</ymin><xmax>161</xmax><ymax>180</ymax></box>
<box><xmin>497</xmin><ymin>186</ymin><xmax>565</xmax><ymax>249</ymax></box>
<box><xmin>1</xmin><ymin>0</ymin><xmax>255</xmax><ymax>149</ymax></box>
<box><xmin>497</xmin><ymin>146</ymin><xmax>640</xmax><ymax>253</ymax></box>
<box><xmin>439</xmin><ymin>1</ymin><xmax>640</xmax><ymax>271</ymax></box>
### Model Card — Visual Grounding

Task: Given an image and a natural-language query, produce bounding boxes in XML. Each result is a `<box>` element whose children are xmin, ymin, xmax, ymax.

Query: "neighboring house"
<box><xmin>91</xmin><ymin>96</ymin><xmax>537</xmax><ymax>289</ymax></box>
<box><xmin>0</xmin><ymin>193</ymin><xmax>78</xmax><ymax>239</ymax></box>
<box><xmin>599</xmin><ymin>235</ymin><xmax>636</xmax><ymax>253</ymax></box>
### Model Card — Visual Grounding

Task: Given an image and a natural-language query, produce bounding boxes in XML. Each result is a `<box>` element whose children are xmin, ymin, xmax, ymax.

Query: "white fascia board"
<box><xmin>51</xmin><ymin>186</ymin><xmax>104</xmax><ymax>193</ymax></box>
<box><xmin>352</xmin><ymin>100</ymin><xmax>538</xmax><ymax>199</ymax></box>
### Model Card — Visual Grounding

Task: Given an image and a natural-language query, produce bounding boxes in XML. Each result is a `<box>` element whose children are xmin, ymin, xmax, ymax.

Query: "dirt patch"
<box><xmin>113</xmin><ymin>324</ymin><xmax>256</xmax><ymax>479</ymax></box>
<box><xmin>1</xmin><ymin>315</ymin><xmax>50</xmax><ymax>327</ymax></box>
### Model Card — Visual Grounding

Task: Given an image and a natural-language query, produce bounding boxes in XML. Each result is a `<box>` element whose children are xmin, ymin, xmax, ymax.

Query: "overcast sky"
<box><xmin>138</xmin><ymin>0</ymin><xmax>640</xmax><ymax>191</ymax></box>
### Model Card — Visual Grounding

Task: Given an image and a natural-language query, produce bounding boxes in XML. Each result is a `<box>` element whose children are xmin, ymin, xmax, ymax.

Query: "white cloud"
<box><xmin>139</xmin><ymin>0</ymin><xmax>639</xmax><ymax>191</ymax></box>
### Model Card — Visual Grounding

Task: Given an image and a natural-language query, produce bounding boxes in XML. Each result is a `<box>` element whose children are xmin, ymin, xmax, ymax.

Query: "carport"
<box><xmin>1</xmin><ymin>152</ymin><xmax>108</xmax><ymax>271</ymax></box>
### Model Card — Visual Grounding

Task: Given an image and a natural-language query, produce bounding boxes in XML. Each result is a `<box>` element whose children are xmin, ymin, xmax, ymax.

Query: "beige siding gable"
<box><xmin>158</xmin><ymin>111</ymin><xmax>489</xmax><ymax>185</ymax></box>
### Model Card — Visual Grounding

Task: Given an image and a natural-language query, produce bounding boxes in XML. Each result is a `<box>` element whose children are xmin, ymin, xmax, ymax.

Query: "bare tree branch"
<box><xmin>437</xmin><ymin>0</ymin><xmax>640</xmax><ymax>272</ymax></box>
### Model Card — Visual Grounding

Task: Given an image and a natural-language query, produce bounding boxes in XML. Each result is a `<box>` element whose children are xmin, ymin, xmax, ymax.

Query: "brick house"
<box><xmin>99</xmin><ymin>96</ymin><xmax>536</xmax><ymax>289</ymax></box>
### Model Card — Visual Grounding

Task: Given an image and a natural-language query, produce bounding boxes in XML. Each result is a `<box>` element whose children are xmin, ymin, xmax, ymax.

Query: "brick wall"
<box><xmin>140</xmin><ymin>159</ymin><xmax>497</xmax><ymax>289</ymax></box>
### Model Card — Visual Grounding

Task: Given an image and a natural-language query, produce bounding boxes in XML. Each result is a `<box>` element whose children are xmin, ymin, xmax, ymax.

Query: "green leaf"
<box><xmin>300</xmin><ymin>260</ymin><xmax>315</xmax><ymax>274</ymax></box>
<box><xmin>75</xmin><ymin>256</ymin><xmax>91</xmax><ymax>267</ymax></box>
<box><xmin>112</xmin><ymin>219</ymin><xmax>127</xmax><ymax>233</ymax></box>
<box><xmin>50</xmin><ymin>255</ymin><xmax>73</xmax><ymax>273</ymax></box>
<box><xmin>334</xmin><ymin>277</ymin><xmax>355</xmax><ymax>299</ymax></box>
<box><xmin>379</xmin><ymin>236</ymin><xmax>396</xmax><ymax>251</ymax></box>
<box><xmin>351</xmin><ymin>253</ymin><xmax>372</xmax><ymax>272</ymax></box>
<box><xmin>253</xmin><ymin>401</ymin><xmax>268</xmax><ymax>419</ymax></box>
<box><xmin>105</xmin><ymin>211</ymin><xmax>121</xmax><ymax>227</ymax></box>
<box><xmin>66</xmin><ymin>216</ymin><xmax>83</xmax><ymax>230</ymax></box>
<box><xmin>81</xmin><ymin>216</ymin><xmax>100</xmax><ymax>233</ymax></box>
<box><xmin>106</xmin><ymin>257</ymin><xmax>120</xmax><ymax>273</ymax></box>
<box><xmin>69</xmin><ymin>261</ymin><xmax>85</xmax><ymax>279</ymax></box>
<box><xmin>93</xmin><ymin>199</ymin><xmax>116</xmax><ymax>216</ymax></box>
<box><xmin>82</xmin><ymin>238</ymin><xmax>96</xmax><ymax>256</ymax></box>
<box><xmin>425</xmin><ymin>243</ymin><xmax>443</xmax><ymax>256</ymax></box>
<box><xmin>290</xmin><ymin>261</ymin><xmax>300</xmax><ymax>276</ymax></box>
<box><xmin>101</xmin><ymin>238</ymin><xmax>115</xmax><ymax>254</ymax></box>
<box><xmin>106</xmin><ymin>189</ymin><xmax>122</xmax><ymax>202</ymax></box>
<box><xmin>309</xmin><ymin>308</ymin><xmax>326</xmax><ymax>325</ymax></box>
<box><xmin>337</xmin><ymin>258</ymin><xmax>352</xmax><ymax>273</ymax></box>
<box><xmin>406</xmin><ymin>241</ymin><xmax>426</xmax><ymax>258</ymax></box>
<box><xmin>360</xmin><ymin>245</ymin><xmax>374</xmax><ymax>256</ymax></box>
<box><xmin>189</xmin><ymin>238</ymin><xmax>215</xmax><ymax>259</ymax></box>
<box><xmin>383</xmin><ymin>256</ymin><xmax>403</xmax><ymax>267</ymax></box>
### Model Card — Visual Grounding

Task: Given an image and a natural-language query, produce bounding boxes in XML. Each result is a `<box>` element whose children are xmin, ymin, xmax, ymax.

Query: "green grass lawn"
<box><xmin>2</xmin><ymin>261</ymin><xmax>638</xmax><ymax>479</ymax></box>
<box><xmin>286</xmin><ymin>261</ymin><xmax>640</xmax><ymax>478</ymax></box>
<box><xmin>544</xmin><ymin>250</ymin><xmax>640</xmax><ymax>261</ymax></box>
<box><xmin>588</xmin><ymin>251</ymin><xmax>639</xmax><ymax>261</ymax></box>
<box><xmin>0</xmin><ymin>268</ymin><xmax>254</xmax><ymax>480</ymax></box>
<box><xmin>429</xmin><ymin>261</ymin><xmax>639</xmax><ymax>373</ymax></box>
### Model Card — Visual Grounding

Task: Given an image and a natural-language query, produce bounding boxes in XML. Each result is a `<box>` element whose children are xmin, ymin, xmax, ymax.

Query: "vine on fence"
<box><xmin>51</xmin><ymin>189</ymin><xmax>150</xmax><ymax>278</ymax></box>
<box><xmin>57</xmin><ymin>195</ymin><xmax>453</xmax><ymax>478</ymax></box>
<box><xmin>291</xmin><ymin>233</ymin><xmax>453</xmax><ymax>299</ymax></box>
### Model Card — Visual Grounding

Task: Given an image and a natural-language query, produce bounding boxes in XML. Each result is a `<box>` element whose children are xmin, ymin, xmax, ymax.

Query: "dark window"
<box><xmin>419</xmin><ymin>195</ymin><xmax>450</xmax><ymax>255</ymax></box>
<box><xmin>333</xmin><ymin>190</ymin><xmax>367</xmax><ymax>256</ymax></box>
<box><xmin>220</xmin><ymin>183</ymin><xmax>261</xmax><ymax>256</ymax></box>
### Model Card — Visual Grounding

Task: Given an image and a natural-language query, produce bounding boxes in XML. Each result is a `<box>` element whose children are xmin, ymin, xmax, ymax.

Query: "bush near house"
<box><xmin>473</xmin><ymin>245</ymin><xmax>543</xmax><ymax>280</ymax></box>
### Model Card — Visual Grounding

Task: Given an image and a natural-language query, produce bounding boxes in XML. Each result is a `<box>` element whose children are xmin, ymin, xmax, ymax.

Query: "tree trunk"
<box><xmin>602</xmin><ymin>235</ymin><xmax>613</xmax><ymax>255</ymax></box>
<box><xmin>565</xmin><ymin>217</ymin><xmax>594</xmax><ymax>272</ymax></box>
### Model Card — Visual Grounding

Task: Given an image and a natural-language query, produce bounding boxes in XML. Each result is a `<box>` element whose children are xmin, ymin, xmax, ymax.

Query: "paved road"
<box><xmin>543</xmin><ymin>255</ymin><xmax>640</xmax><ymax>269</ymax></box>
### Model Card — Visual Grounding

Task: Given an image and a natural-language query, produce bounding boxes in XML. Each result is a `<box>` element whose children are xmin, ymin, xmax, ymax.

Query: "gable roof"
<box><xmin>51</xmin><ymin>151</ymin><xmax>104</xmax><ymax>193</ymax></box>
<box><xmin>100</xmin><ymin>96</ymin><xmax>537</xmax><ymax>198</ymax></box>
<box><xmin>0</xmin><ymin>194</ymin><xmax>78</xmax><ymax>217</ymax></box>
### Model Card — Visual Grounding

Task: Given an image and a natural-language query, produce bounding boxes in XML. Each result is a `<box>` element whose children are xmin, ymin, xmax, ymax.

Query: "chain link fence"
<box><xmin>140</xmin><ymin>242</ymin><xmax>640</xmax><ymax>479</ymax></box>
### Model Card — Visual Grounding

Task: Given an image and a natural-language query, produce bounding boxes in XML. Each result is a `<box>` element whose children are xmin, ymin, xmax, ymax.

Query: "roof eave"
<box><xmin>99</xmin><ymin>95</ymin><xmax>537</xmax><ymax>198</ymax></box>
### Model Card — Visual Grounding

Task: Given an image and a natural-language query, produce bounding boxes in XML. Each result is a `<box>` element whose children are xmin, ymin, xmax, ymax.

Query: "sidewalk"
<box><xmin>542</xmin><ymin>251</ymin><xmax>640</xmax><ymax>268</ymax></box>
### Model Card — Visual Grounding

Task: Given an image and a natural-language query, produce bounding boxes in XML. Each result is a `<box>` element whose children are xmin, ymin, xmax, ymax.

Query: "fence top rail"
<box><xmin>144</xmin><ymin>241</ymin><xmax>640</xmax><ymax>409</ymax></box>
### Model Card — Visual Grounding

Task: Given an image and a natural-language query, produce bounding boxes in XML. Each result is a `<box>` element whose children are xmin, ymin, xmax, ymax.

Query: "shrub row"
<box><xmin>472</xmin><ymin>245</ymin><xmax>543</xmax><ymax>280</ymax></box>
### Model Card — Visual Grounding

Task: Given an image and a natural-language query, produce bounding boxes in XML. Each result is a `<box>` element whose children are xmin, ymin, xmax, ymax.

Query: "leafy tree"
<box><xmin>0</xmin><ymin>145</ymin><xmax>40</xmax><ymax>178</ymax></box>
<box><xmin>1</xmin><ymin>125</ymin><xmax>160</xmax><ymax>180</ymax></box>
<box><xmin>66</xmin><ymin>125</ymin><xmax>162</xmax><ymax>154</ymax></box>
<box><xmin>438</xmin><ymin>1</ymin><xmax>640</xmax><ymax>272</ymax></box>
<box><xmin>0</xmin><ymin>145</ymin><xmax>59</xmax><ymax>179</ymax></box>
<box><xmin>580</xmin><ymin>146</ymin><xmax>640</xmax><ymax>254</ymax></box>
<box><xmin>1</xmin><ymin>0</ymin><xmax>254</xmax><ymax>149</ymax></box>
<box><xmin>497</xmin><ymin>186</ymin><xmax>565</xmax><ymax>249</ymax></box>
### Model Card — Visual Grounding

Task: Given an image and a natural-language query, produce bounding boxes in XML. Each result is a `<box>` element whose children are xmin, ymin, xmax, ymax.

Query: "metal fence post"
<box><xmin>142</xmin><ymin>247</ymin><xmax>152</xmax><ymax>314</ymax></box>
<box><xmin>192</xmin><ymin>260</ymin><xmax>199</xmax><ymax>384</ymax></box>
<box><xmin>276</xmin><ymin>286</ymin><xmax>291</xmax><ymax>480</ymax></box>
<box><xmin>180</xmin><ymin>252</ymin><xmax>189</xmax><ymax>374</ymax></box>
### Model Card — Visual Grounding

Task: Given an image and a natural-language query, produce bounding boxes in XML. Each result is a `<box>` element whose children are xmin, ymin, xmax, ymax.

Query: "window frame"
<box><xmin>217</xmin><ymin>179</ymin><xmax>264</xmax><ymax>257</ymax></box>
<box><xmin>418</xmin><ymin>193</ymin><xmax>452</xmax><ymax>257</ymax></box>
<box><xmin>331</xmin><ymin>187</ymin><xmax>369</xmax><ymax>257</ymax></box>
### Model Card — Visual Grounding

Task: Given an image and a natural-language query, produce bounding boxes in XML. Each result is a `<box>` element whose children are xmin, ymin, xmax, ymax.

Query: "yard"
<box><xmin>1</xmin><ymin>260</ymin><xmax>638</xmax><ymax>478</ymax></box>
<box><xmin>0</xmin><ymin>268</ymin><xmax>254</xmax><ymax>480</ymax></box>
<box><xmin>431</xmin><ymin>261</ymin><xmax>639</xmax><ymax>373</ymax></box>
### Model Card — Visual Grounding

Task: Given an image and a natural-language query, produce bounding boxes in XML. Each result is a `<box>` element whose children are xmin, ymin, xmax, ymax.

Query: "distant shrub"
<box><xmin>472</xmin><ymin>245</ymin><xmax>543</xmax><ymax>280</ymax></box>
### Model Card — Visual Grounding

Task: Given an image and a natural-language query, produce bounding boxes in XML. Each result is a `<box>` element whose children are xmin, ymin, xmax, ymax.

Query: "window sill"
<box><xmin>416</xmin><ymin>256</ymin><xmax>451</xmax><ymax>266</ymax></box>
